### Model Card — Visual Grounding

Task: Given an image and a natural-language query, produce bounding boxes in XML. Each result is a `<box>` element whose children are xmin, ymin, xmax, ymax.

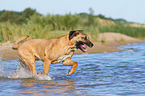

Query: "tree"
<box><xmin>87</xmin><ymin>8</ymin><xmax>95</xmax><ymax>26</ymax></box>
<box><xmin>0</xmin><ymin>11</ymin><xmax>18</xmax><ymax>22</ymax></box>
<box><xmin>22</xmin><ymin>8</ymin><xmax>36</xmax><ymax>18</ymax></box>
<box><xmin>97</xmin><ymin>14</ymin><xmax>106</xmax><ymax>19</ymax></box>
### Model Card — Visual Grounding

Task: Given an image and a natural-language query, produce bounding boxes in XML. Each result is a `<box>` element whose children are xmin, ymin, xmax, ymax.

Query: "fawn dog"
<box><xmin>12</xmin><ymin>30</ymin><xmax>93</xmax><ymax>78</ymax></box>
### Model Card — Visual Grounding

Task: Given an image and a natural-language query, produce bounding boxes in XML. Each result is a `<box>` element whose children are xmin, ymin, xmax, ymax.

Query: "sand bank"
<box><xmin>0</xmin><ymin>32</ymin><xmax>144</xmax><ymax>61</ymax></box>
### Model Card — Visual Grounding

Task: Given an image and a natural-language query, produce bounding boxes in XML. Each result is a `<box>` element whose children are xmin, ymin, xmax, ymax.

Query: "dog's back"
<box><xmin>17</xmin><ymin>39</ymin><xmax>53</xmax><ymax>60</ymax></box>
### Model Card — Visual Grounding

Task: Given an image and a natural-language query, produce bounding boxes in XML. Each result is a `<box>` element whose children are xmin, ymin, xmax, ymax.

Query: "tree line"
<box><xmin>1</xmin><ymin>8</ymin><xmax>145</xmax><ymax>42</ymax></box>
<box><xmin>0</xmin><ymin>8</ymin><xmax>127</xmax><ymax>25</ymax></box>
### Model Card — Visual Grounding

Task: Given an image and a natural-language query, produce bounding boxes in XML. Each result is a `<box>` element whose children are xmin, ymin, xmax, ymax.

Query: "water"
<box><xmin>1</xmin><ymin>43</ymin><xmax>145</xmax><ymax>96</ymax></box>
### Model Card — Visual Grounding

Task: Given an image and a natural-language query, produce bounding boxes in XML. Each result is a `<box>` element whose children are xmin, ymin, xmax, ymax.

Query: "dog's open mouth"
<box><xmin>76</xmin><ymin>42</ymin><xmax>87</xmax><ymax>52</ymax></box>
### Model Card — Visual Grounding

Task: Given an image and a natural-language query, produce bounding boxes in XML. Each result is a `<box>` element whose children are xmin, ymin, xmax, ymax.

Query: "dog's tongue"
<box><xmin>81</xmin><ymin>44</ymin><xmax>87</xmax><ymax>52</ymax></box>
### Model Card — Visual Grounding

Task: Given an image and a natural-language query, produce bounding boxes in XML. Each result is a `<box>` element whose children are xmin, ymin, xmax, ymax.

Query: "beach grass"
<box><xmin>0</xmin><ymin>13</ymin><xmax>145</xmax><ymax>42</ymax></box>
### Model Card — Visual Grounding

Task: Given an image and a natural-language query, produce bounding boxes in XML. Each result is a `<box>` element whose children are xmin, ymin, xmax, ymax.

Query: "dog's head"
<box><xmin>69</xmin><ymin>30</ymin><xmax>94</xmax><ymax>52</ymax></box>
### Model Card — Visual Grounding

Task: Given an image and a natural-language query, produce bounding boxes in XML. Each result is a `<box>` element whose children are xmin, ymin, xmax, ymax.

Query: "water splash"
<box><xmin>0</xmin><ymin>50</ymin><xmax>51</xmax><ymax>80</ymax></box>
<box><xmin>0</xmin><ymin>50</ymin><xmax>10</xmax><ymax>79</ymax></box>
<box><xmin>33</xmin><ymin>74</ymin><xmax>52</xmax><ymax>80</ymax></box>
<box><xmin>9</xmin><ymin>67</ymin><xmax>52</xmax><ymax>80</ymax></box>
<box><xmin>0</xmin><ymin>50</ymin><xmax>4</xmax><ymax>76</ymax></box>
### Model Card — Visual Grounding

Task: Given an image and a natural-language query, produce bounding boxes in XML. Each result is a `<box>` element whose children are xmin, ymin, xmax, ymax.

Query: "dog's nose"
<box><xmin>90</xmin><ymin>42</ymin><xmax>94</xmax><ymax>48</ymax></box>
<box><xmin>87</xmin><ymin>41</ymin><xmax>94</xmax><ymax>48</ymax></box>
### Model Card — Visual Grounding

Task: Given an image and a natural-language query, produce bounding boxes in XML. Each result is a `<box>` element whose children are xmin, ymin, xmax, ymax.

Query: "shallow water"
<box><xmin>1</xmin><ymin>43</ymin><xmax>145</xmax><ymax>96</ymax></box>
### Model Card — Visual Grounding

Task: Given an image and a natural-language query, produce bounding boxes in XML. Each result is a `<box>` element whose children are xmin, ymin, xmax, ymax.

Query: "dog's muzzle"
<box><xmin>76</xmin><ymin>40</ymin><xmax>94</xmax><ymax>52</ymax></box>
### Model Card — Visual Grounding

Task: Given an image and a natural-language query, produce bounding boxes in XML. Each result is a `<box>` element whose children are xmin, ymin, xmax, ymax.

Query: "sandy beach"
<box><xmin>0</xmin><ymin>32</ymin><xmax>144</xmax><ymax>61</ymax></box>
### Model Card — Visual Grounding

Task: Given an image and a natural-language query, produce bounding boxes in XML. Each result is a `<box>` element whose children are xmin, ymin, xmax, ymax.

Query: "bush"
<box><xmin>0</xmin><ymin>8</ymin><xmax>145</xmax><ymax>43</ymax></box>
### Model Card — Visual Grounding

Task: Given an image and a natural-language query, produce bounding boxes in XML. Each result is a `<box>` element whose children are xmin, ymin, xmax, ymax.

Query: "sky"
<box><xmin>0</xmin><ymin>0</ymin><xmax>145</xmax><ymax>24</ymax></box>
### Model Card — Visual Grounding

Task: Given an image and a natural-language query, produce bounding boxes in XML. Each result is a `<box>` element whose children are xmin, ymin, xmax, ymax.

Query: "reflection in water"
<box><xmin>2</xmin><ymin>43</ymin><xmax>145</xmax><ymax>95</ymax></box>
<box><xmin>19</xmin><ymin>78</ymin><xmax>78</xmax><ymax>96</ymax></box>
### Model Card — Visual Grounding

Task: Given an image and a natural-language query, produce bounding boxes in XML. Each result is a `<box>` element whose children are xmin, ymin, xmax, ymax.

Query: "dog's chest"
<box><xmin>56</xmin><ymin>54</ymin><xmax>72</xmax><ymax>62</ymax></box>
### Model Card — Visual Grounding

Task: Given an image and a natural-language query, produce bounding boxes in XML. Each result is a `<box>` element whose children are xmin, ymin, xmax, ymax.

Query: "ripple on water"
<box><xmin>1</xmin><ymin>43</ymin><xmax>145</xmax><ymax>95</ymax></box>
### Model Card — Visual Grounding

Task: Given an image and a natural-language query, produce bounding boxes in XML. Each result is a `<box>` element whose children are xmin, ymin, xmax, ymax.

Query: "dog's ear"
<box><xmin>69</xmin><ymin>31</ymin><xmax>79</xmax><ymax>40</ymax></box>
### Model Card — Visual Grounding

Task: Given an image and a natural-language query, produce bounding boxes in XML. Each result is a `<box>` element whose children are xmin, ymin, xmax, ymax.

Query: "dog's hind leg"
<box><xmin>22</xmin><ymin>58</ymin><xmax>37</xmax><ymax>75</ymax></box>
<box><xmin>18</xmin><ymin>50</ymin><xmax>37</xmax><ymax>75</ymax></box>
<box><xmin>62</xmin><ymin>58</ymin><xmax>78</xmax><ymax>75</ymax></box>
<box><xmin>12</xmin><ymin>60</ymin><xmax>30</xmax><ymax>78</ymax></box>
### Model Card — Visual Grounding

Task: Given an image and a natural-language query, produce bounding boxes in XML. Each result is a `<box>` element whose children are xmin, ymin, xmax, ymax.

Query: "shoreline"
<box><xmin>0</xmin><ymin>32</ymin><xmax>144</xmax><ymax>61</ymax></box>
<box><xmin>75</xmin><ymin>32</ymin><xmax>145</xmax><ymax>54</ymax></box>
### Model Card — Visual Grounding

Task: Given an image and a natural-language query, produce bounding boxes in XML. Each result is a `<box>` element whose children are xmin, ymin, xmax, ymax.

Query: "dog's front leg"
<box><xmin>42</xmin><ymin>59</ymin><xmax>51</xmax><ymax>75</ymax></box>
<box><xmin>62</xmin><ymin>58</ymin><xmax>78</xmax><ymax>75</ymax></box>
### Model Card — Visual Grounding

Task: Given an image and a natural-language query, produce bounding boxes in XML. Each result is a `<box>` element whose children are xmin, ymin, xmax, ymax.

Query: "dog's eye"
<box><xmin>81</xmin><ymin>37</ymin><xmax>85</xmax><ymax>39</ymax></box>
<box><xmin>81</xmin><ymin>37</ymin><xmax>87</xmax><ymax>40</ymax></box>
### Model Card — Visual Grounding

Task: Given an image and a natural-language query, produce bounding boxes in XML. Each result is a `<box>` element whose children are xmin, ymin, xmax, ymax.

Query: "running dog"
<box><xmin>12</xmin><ymin>30</ymin><xmax>94</xmax><ymax>78</ymax></box>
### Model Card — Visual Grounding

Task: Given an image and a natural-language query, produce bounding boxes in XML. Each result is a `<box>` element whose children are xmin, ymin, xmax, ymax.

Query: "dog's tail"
<box><xmin>12</xmin><ymin>35</ymin><xmax>29</xmax><ymax>50</ymax></box>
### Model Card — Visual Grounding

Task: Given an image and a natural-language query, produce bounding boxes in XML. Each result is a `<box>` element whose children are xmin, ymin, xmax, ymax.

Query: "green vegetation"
<box><xmin>98</xmin><ymin>24</ymin><xmax>145</xmax><ymax>38</ymax></box>
<box><xmin>0</xmin><ymin>8</ymin><xmax>145</xmax><ymax>42</ymax></box>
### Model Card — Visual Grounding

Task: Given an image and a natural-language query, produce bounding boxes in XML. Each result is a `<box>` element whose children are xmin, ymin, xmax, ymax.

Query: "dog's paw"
<box><xmin>37</xmin><ymin>73</ymin><xmax>42</xmax><ymax>75</ymax></box>
<box><xmin>11</xmin><ymin>75</ymin><xmax>19</xmax><ymax>79</ymax></box>
<box><xmin>68</xmin><ymin>69</ymin><xmax>74</xmax><ymax>75</ymax></box>
<box><xmin>11</xmin><ymin>73</ymin><xmax>19</xmax><ymax>79</ymax></box>
<box><xmin>68</xmin><ymin>72</ymin><xmax>71</xmax><ymax>75</ymax></box>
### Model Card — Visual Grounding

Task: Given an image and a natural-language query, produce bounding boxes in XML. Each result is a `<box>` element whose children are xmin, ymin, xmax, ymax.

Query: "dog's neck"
<box><xmin>54</xmin><ymin>35</ymin><xmax>76</xmax><ymax>55</ymax></box>
<box><xmin>59</xmin><ymin>35</ymin><xmax>75</xmax><ymax>47</ymax></box>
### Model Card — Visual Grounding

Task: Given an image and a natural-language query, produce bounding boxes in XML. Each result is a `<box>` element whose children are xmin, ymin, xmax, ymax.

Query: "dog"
<box><xmin>12</xmin><ymin>30</ymin><xmax>94</xmax><ymax>78</ymax></box>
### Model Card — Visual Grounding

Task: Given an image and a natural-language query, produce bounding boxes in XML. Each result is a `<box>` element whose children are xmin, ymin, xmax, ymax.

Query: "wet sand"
<box><xmin>0</xmin><ymin>33</ymin><xmax>144</xmax><ymax>61</ymax></box>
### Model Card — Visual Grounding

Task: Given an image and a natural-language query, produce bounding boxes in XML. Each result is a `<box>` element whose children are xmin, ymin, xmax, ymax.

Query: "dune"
<box><xmin>0</xmin><ymin>32</ymin><xmax>144</xmax><ymax>60</ymax></box>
